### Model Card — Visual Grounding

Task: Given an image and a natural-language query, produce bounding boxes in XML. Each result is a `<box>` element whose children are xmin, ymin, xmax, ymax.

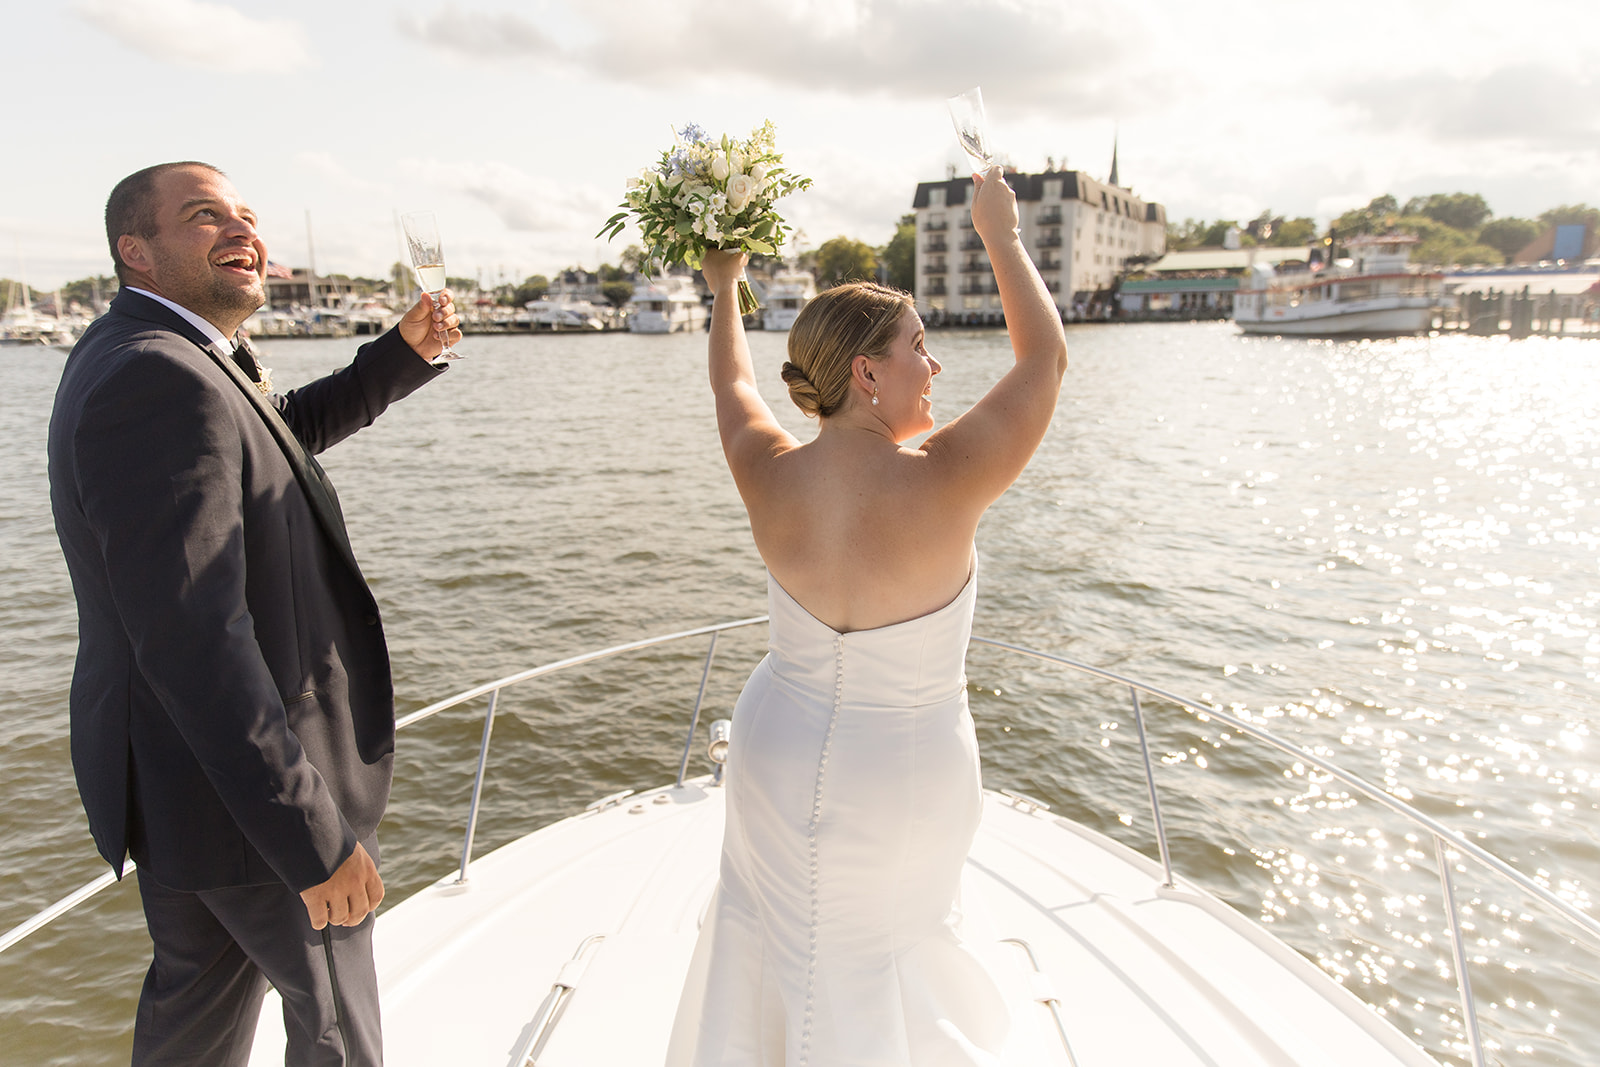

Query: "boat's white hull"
<box><xmin>630</xmin><ymin>308</ymin><xmax>707</xmax><ymax>333</ymax></box>
<box><xmin>248</xmin><ymin>780</ymin><xmax>1439</xmax><ymax>1067</ymax></box>
<box><xmin>1235</xmin><ymin>298</ymin><xmax>1436</xmax><ymax>337</ymax></box>
<box><xmin>761</xmin><ymin>308</ymin><xmax>801</xmax><ymax>331</ymax></box>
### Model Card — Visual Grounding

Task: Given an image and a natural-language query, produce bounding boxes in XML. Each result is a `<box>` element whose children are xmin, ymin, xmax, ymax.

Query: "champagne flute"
<box><xmin>400</xmin><ymin>211</ymin><xmax>460</xmax><ymax>362</ymax></box>
<box><xmin>946</xmin><ymin>86</ymin><xmax>995</xmax><ymax>173</ymax></box>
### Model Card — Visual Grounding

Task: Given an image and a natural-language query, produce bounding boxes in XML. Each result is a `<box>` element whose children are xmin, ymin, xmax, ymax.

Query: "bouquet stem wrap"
<box><xmin>736</xmin><ymin>275</ymin><xmax>759</xmax><ymax>315</ymax></box>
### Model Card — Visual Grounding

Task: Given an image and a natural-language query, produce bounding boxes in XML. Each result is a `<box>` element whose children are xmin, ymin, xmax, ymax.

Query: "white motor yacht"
<box><xmin>630</xmin><ymin>276</ymin><xmax>709</xmax><ymax>334</ymax></box>
<box><xmin>1233</xmin><ymin>235</ymin><xmax>1444</xmax><ymax>337</ymax></box>
<box><xmin>760</xmin><ymin>268</ymin><xmax>817</xmax><ymax>332</ymax></box>
<box><xmin>525</xmin><ymin>295</ymin><xmax>608</xmax><ymax>331</ymax></box>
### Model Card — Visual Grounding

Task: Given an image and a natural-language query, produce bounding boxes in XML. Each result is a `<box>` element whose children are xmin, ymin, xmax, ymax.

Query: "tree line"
<box><xmin>1169</xmin><ymin>195</ymin><xmax>1599</xmax><ymax>266</ymax></box>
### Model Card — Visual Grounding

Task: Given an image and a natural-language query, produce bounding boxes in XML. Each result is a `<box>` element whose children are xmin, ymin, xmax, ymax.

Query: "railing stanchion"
<box><xmin>456</xmin><ymin>688</ymin><xmax>500</xmax><ymax>885</ymax></box>
<box><xmin>1130</xmin><ymin>686</ymin><xmax>1175</xmax><ymax>888</ymax></box>
<box><xmin>1435</xmin><ymin>836</ymin><xmax>1487</xmax><ymax>1067</ymax></box>
<box><xmin>676</xmin><ymin>632</ymin><xmax>720</xmax><ymax>787</ymax></box>
<box><xmin>8</xmin><ymin>617</ymin><xmax>1597</xmax><ymax>1067</ymax></box>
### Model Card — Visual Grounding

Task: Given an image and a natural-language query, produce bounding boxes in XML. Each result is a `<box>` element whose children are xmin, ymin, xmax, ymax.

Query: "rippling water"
<box><xmin>2</xmin><ymin>324</ymin><xmax>1596</xmax><ymax>1065</ymax></box>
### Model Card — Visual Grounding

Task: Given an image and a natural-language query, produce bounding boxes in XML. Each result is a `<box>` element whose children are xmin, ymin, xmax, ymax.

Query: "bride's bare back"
<box><xmin>703</xmin><ymin>168</ymin><xmax>1067</xmax><ymax>632</ymax></box>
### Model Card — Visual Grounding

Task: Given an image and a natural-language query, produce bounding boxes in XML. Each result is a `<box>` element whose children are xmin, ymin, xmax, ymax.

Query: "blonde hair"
<box><xmin>782</xmin><ymin>281</ymin><xmax>914</xmax><ymax>417</ymax></box>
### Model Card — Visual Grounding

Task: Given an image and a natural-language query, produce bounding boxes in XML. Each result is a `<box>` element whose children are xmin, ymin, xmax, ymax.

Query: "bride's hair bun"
<box><xmin>781</xmin><ymin>362</ymin><xmax>823</xmax><ymax>417</ymax></box>
<box><xmin>784</xmin><ymin>281</ymin><xmax>914</xmax><ymax>418</ymax></box>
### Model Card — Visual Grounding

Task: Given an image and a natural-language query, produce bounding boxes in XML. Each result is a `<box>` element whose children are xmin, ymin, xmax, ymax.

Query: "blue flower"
<box><xmin>677</xmin><ymin>123</ymin><xmax>708</xmax><ymax>144</ymax></box>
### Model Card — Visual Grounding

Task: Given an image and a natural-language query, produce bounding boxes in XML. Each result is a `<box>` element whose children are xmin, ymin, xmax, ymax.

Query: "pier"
<box><xmin>1441</xmin><ymin>287</ymin><xmax>1600</xmax><ymax>338</ymax></box>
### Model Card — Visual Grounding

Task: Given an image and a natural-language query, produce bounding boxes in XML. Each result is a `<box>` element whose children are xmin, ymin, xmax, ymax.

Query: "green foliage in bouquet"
<box><xmin>598</xmin><ymin>121</ymin><xmax>813</xmax><ymax>314</ymax></box>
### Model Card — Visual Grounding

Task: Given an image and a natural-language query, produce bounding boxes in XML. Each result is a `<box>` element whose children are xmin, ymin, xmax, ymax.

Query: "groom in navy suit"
<box><xmin>48</xmin><ymin>161</ymin><xmax>460</xmax><ymax>1065</ymax></box>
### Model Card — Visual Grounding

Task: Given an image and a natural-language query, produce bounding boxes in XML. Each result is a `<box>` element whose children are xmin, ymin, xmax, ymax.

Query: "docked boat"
<box><xmin>1</xmin><ymin>281</ymin><xmax>76</xmax><ymax>347</ymax></box>
<box><xmin>1233</xmin><ymin>235</ymin><xmax>1444</xmax><ymax>337</ymax></box>
<box><xmin>630</xmin><ymin>276</ymin><xmax>708</xmax><ymax>334</ymax></box>
<box><xmin>341</xmin><ymin>294</ymin><xmax>401</xmax><ymax>336</ymax></box>
<box><xmin>7</xmin><ymin>620</ymin><xmax>1593</xmax><ymax>1066</ymax></box>
<box><xmin>760</xmin><ymin>267</ymin><xmax>817</xmax><ymax>331</ymax></box>
<box><xmin>524</xmin><ymin>294</ymin><xmax>608</xmax><ymax>331</ymax></box>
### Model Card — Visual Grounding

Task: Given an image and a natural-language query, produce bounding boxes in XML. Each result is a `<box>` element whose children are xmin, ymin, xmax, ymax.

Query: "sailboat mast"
<box><xmin>305</xmin><ymin>210</ymin><xmax>319</xmax><ymax>311</ymax></box>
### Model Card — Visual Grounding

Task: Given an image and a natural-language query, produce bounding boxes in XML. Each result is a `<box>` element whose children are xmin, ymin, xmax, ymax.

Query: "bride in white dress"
<box><xmin>667</xmin><ymin>166</ymin><xmax>1067</xmax><ymax>1066</ymax></box>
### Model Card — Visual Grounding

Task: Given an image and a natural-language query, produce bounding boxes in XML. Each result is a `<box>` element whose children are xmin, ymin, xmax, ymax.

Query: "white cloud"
<box><xmin>75</xmin><ymin>0</ymin><xmax>311</xmax><ymax>73</ymax></box>
<box><xmin>395</xmin><ymin>4</ymin><xmax>561</xmax><ymax>59</ymax></box>
<box><xmin>401</xmin><ymin>0</ymin><xmax>1140</xmax><ymax>113</ymax></box>
<box><xmin>1334</xmin><ymin>65</ymin><xmax>1600</xmax><ymax>149</ymax></box>
<box><xmin>780</xmin><ymin>145</ymin><xmax>924</xmax><ymax>251</ymax></box>
<box><xmin>403</xmin><ymin>159</ymin><xmax>610</xmax><ymax>233</ymax></box>
<box><xmin>296</xmin><ymin>151</ymin><xmax>389</xmax><ymax>196</ymax></box>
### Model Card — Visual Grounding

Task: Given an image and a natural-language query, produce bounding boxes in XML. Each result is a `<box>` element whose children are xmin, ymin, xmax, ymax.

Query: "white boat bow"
<box><xmin>8</xmin><ymin>620</ymin><xmax>1596</xmax><ymax>1066</ymax></box>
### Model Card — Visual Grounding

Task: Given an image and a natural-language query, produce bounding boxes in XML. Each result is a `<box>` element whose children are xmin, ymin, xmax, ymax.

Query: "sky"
<box><xmin>2</xmin><ymin>0</ymin><xmax>1596</xmax><ymax>290</ymax></box>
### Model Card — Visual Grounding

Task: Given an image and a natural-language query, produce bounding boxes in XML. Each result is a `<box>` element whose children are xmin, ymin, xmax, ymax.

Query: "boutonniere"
<box><xmin>256</xmin><ymin>367</ymin><xmax>273</xmax><ymax>396</ymax></box>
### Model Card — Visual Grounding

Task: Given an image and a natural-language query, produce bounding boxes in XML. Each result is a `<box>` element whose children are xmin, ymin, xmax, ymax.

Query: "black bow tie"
<box><xmin>212</xmin><ymin>334</ymin><xmax>264</xmax><ymax>384</ymax></box>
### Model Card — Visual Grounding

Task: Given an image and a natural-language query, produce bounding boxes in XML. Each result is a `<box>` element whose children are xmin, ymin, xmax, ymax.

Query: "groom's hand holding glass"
<box><xmin>398</xmin><ymin>289</ymin><xmax>462</xmax><ymax>364</ymax></box>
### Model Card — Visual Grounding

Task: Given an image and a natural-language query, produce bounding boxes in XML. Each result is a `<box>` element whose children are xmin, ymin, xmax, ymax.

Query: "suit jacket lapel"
<box><xmin>204</xmin><ymin>347</ymin><xmax>366</xmax><ymax>581</ymax></box>
<box><xmin>106</xmin><ymin>292</ymin><xmax>367</xmax><ymax>582</ymax></box>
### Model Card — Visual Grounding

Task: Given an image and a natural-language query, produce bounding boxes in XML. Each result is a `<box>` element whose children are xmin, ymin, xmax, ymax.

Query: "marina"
<box><xmin>0</xmin><ymin>282</ymin><xmax>81</xmax><ymax>348</ymax></box>
<box><xmin>2</xmin><ymin>324</ymin><xmax>1596</xmax><ymax>1065</ymax></box>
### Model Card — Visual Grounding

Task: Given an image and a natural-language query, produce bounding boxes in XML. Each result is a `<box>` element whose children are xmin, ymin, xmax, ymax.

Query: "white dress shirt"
<box><xmin>125</xmin><ymin>287</ymin><xmax>233</xmax><ymax>353</ymax></box>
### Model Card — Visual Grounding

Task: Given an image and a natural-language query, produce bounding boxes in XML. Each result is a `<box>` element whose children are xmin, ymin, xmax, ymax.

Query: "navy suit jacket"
<box><xmin>48</xmin><ymin>289</ymin><xmax>442</xmax><ymax>892</ymax></box>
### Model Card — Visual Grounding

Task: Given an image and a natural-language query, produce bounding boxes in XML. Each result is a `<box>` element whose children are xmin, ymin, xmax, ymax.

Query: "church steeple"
<box><xmin>1108</xmin><ymin>129</ymin><xmax>1120</xmax><ymax>187</ymax></box>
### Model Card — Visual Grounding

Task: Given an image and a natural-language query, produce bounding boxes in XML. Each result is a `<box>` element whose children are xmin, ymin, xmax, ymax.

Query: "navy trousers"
<box><xmin>133</xmin><ymin>870</ymin><xmax>382</xmax><ymax>1066</ymax></box>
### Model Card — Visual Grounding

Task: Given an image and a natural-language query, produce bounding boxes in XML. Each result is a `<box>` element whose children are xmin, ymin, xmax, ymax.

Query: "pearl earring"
<box><xmin>871</xmin><ymin>388</ymin><xmax>879</xmax><ymax>406</ymax></box>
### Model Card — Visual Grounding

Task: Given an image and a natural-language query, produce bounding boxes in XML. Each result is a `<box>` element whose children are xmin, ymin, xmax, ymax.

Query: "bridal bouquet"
<box><xmin>598</xmin><ymin>121</ymin><xmax>812</xmax><ymax>314</ymax></box>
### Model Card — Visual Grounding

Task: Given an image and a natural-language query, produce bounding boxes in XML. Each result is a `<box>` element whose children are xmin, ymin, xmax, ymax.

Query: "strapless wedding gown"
<box><xmin>666</xmin><ymin>558</ymin><xmax>1012</xmax><ymax>1066</ymax></box>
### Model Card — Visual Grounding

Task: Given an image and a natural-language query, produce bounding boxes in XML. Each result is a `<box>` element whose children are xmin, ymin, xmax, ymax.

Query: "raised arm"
<box><xmin>274</xmin><ymin>292</ymin><xmax>454</xmax><ymax>455</ymax></box>
<box><xmin>702</xmin><ymin>249</ymin><xmax>797</xmax><ymax>487</ymax></box>
<box><xmin>923</xmin><ymin>167</ymin><xmax>1068</xmax><ymax>505</ymax></box>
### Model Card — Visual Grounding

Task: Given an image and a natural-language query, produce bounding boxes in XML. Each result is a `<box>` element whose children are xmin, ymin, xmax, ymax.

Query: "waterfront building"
<box><xmin>911</xmin><ymin>167</ymin><xmax>1166</xmax><ymax>322</ymax></box>
<box><xmin>265</xmin><ymin>267</ymin><xmax>360</xmax><ymax>310</ymax></box>
<box><xmin>1119</xmin><ymin>246</ymin><xmax>1311</xmax><ymax>318</ymax></box>
<box><xmin>546</xmin><ymin>269</ymin><xmax>608</xmax><ymax>304</ymax></box>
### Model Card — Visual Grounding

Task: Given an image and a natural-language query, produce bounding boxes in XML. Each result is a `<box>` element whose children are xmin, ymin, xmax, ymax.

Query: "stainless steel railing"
<box><xmin>393</xmin><ymin>616</ymin><xmax>767</xmax><ymax>884</ymax></box>
<box><xmin>969</xmin><ymin>635</ymin><xmax>1600</xmax><ymax>1067</ymax></box>
<box><xmin>5</xmin><ymin>621</ymin><xmax>1597</xmax><ymax>1067</ymax></box>
<box><xmin>0</xmin><ymin>616</ymin><xmax>766</xmax><ymax>955</ymax></box>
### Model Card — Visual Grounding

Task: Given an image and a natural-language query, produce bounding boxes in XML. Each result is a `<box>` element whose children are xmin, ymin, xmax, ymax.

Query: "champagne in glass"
<box><xmin>945</xmin><ymin>86</ymin><xmax>995</xmax><ymax>173</ymax></box>
<box><xmin>400</xmin><ymin>211</ymin><xmax>460</xmax><ymax>362</ymax></box>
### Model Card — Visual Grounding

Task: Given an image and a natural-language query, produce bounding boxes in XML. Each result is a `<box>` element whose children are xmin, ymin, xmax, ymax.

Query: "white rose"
<box><xmin>711</xmin><ymin>156</ymin><xmax>730</xmax><ymax>182</ymax></box>
<box><xmin>726</xmin><ymin>173</ymin><xmax>757</xmax><ymax>211</ymax></box>
<box><xmin>750</xmin><ymin>163</ymin><xmax>768</xmax><ymax>183</ymax></box>
<box><xmin>728</xmin><ymin>148</ymin><xmax>744</xmax><ymax>173</ymax></box>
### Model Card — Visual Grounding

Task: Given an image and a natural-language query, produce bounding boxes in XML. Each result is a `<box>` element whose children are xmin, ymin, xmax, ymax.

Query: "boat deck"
<box><xmin>248</xmin><ymin>779</ymin><xmax>1438</xmax><ymax>1066</ymax></box>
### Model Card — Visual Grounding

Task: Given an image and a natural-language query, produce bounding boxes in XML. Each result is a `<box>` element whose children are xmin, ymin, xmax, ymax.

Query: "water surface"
<box><xmin>2</xmin><ymin>324</ymin><xmax>1595</xmax><ymax>1065</ymax></box>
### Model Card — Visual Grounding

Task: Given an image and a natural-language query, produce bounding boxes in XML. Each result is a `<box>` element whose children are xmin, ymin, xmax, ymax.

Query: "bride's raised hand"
<box><xmin>701</xmin><ymin>248</ymin><xmax>750</xmax><ymax>298</ymax></box>
<box><xmin>970</xmin><ymin>166</ymin><xmax>1019</xmax><ymax>246</ymax></box>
